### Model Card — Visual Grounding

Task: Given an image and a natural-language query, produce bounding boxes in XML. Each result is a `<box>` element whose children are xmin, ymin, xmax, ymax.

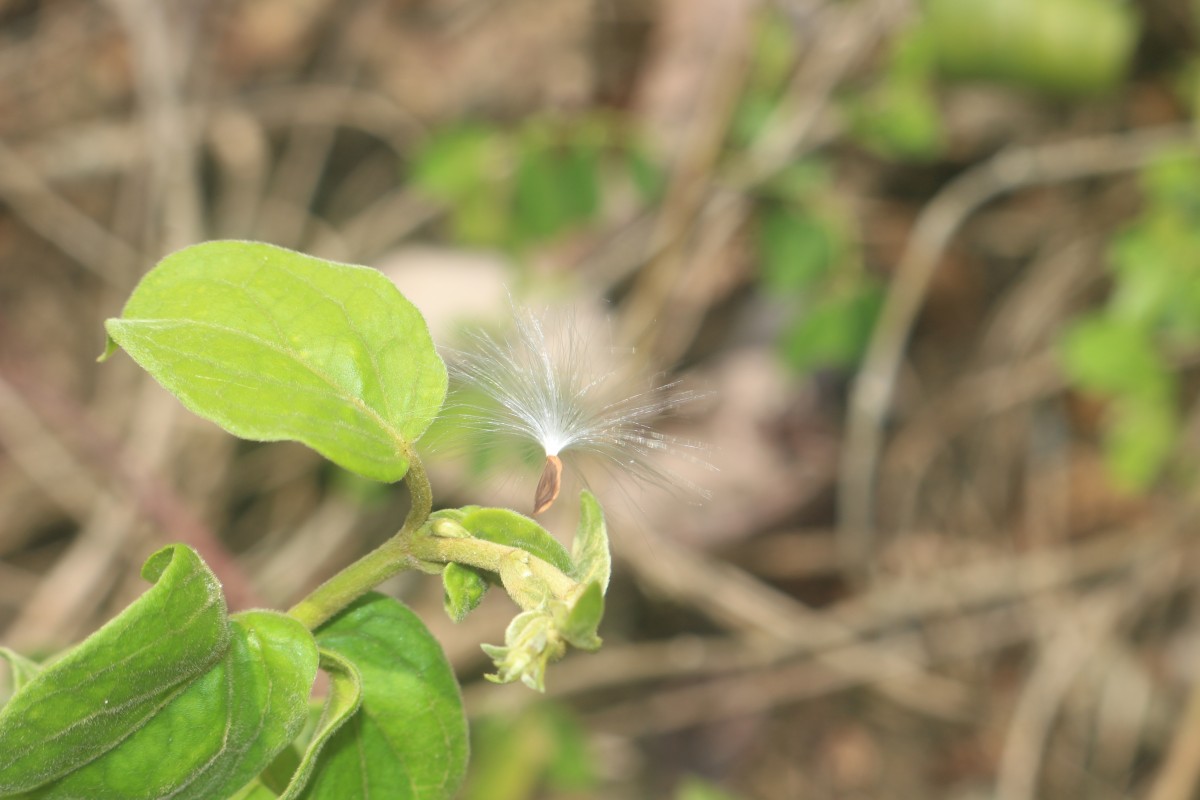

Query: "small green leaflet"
<box><xmin>570</xmin><ymin>490</ymin><xmax>609</xmax><ymax>591</ymax></box>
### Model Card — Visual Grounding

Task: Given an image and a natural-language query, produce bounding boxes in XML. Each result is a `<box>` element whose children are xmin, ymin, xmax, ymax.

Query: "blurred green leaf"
<box><xmin>677</xmin><ymin>776</ymin><xmax>744</xmax><ymax>800</ymax></box>
<box><xmin>759</xmin><ymin>160</ymin><xmax>833</xmax><ymax>204</ymax></box>
<box><xmin>1060</xmin><ymin>316</ymin><xmax>1172</xmax><ymax>396</ymax></box>
<box><xmin>1141</xmin><ymin>150</ymin><xmax>1200</xmax><ymax>213</ymax></box>
<box><xmin>923</xmin><ymin>0</ymin><xmax>1139</xmax><ymax>96</ymax></box>
<box><xmin>512</xmin><ymin>139</ymin><xmax>602</xmax><ymax>245</ymax></box>
<box><xmin>1105</xmin><ymin>393</ymin><xmax>1178</xmax><ymax>490</ymax></box>
<box><xmin>410</xmin><ymin>125</ymin><xmax>500</xmax><ymax>200</ymax></box>
<box><xmin>780</xmin><ymin>285</ymin><xmax>884</xmax><ymax>373</ymax></box>
<box><xmin>450</xmin><ymin>189</ymin><xmax>510</xmax><ymax>248</ymax></box>
<box><xmin>627</xmin><ymin>147</ymin><xmax>666</xmax><ymax>202</ymax></box>
<box><xmin>560</xmin><ymin>144</ymin><xmax>601</xmax><ymax>222</ymax></box>
<box><xmin>759</xmin><ymin>206</ymin><xmax>837</xmax><ymax>291</ymax></box>
<box><xmin>729</xmin><ymin>8</ymin><xmax>797</xmax><ymax>148</ymax></box>
<box><xmin>846</xmin><ymin>77</ymin><xmax>943</xmax><ymax>161</ymax></box>
<box><xmin>463</xmin><ymin>705</ymin><xmax>597</xmax><ymax>800</ymax></box>
<box><xmin>513</xmin><ymin>146</ymin><xmax>566</xmax><ymax>242</ymax></box>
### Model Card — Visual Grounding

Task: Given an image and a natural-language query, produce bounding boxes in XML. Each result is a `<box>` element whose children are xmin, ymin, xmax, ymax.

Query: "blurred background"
<box><xmin>3</xmin><ymin>0</ymin><xmax>1200</xmax><ymax>797</ymax></box>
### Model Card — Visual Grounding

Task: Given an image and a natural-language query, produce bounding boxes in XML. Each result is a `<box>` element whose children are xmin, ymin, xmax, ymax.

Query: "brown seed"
<box><xmin>533</xmin><ymin>454</ymin><xmax>563</xmax><ymax>515</ymax></box>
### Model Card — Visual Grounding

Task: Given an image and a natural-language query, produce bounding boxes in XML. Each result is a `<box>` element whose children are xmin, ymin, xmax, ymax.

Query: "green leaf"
<box><xmin>455</xmin><ymin>508</ymin><xmax>574</xmax><ymax>576</ymax></box>
<box><xmin>277</xmin><ymin>649</ymin><xmax>362</xmax><ymax>800</ymax></box>
<box><xmin>3</xmin><ymin>609</ymin><xmax>317</xmax><ymax>799</ymax></box>
<box><xmin>298</xmin><ymin>594</ymin><xmax>467</xmax><ymax>800</ymax></box>
<box><xmin>0</xmin><ymin>544</ymin><xmax>229</xmax><ymax>794</ymax></box>
<box><xmin>113</xmin><ymin>610</ymin><xmax>316</xmax><ymax>800</ymax></box>
<box><xmin>443</xmin><ymin>562</ymin><xmax>490</xmax><ymax>622</ymax></box>
<box><xmin>0</xmin><ymin>649</ymin><xmax>40</xmax><ymax>702</ymax></box>
<box><xmin>103</xmin><ymin>241</ymin><xmax>446</xmax><ymax>483</ymax></box>
<box><xmin>569</xmin><ymin>491</ymin><xmax>609</xmax><ymax>592</ymax></box>
<box><xmin>0</xmin><ymin>550</ymin><xmax>318</xmax><ymax>799</ymax></box>
<box><xmin>66</xmin><ymin>610</ymin><xmax>315</xmax><ymax>799</ymax></box>
<box><xmin>560</xmin><ymin>582</ymin><xmax>604</xmax><ymax>652</ymax></box>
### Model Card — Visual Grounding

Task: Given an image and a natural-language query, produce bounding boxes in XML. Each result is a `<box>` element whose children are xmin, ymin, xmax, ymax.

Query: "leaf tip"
<box><xmin>97</xmin><ymin>323</ymin><xmax>121</xmax><ymax>363</ymax></box>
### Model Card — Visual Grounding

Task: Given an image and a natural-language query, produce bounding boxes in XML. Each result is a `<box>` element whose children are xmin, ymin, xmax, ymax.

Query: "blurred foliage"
<box><xmin>921</xmin><ymin>0</ymin><xmax>1139</xmax><ymax>95</ymax></box>
<box><xmin>675</xmin><ymin>776</ymin><xmax>745</xmax><ymax>800</ymax></box>
<box><xmin>728</xmin><ymin>9</ymin><xmax>799</xmax><ymax>151</ymax></box>
<box><xmin>461</xmin><ymin>704</ymin><xmax>597</xmax><ymax>800</ymax></box>
<box><xmin>843</xmin><ymin>27</ymin><xmax>943</xmax><ymax>161</ymax></box>
<box><xmin>1061</xmin><ymin>151</ymin><xmax>1200</xmax><ymax>489</ymax></box>
<box><xmin>735</xmin><ymin>9</ymin><xmax>886</xmax><ymax>375</ymax></box>
<box><xmin>753</xmin><ymin>161</ymin><xmax>882</xmax><ymax>374</ymax></box>
<box><xmin>409</xmin><ymin>116</ymin><xmax>661</xmax><ymax>252</ymax></box>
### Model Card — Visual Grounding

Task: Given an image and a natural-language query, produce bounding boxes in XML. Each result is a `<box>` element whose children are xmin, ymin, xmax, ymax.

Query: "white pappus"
<box><xmin>445</xmin><ymin>302</ymin><xmax>710</xmax><ymax>516</ymax></box>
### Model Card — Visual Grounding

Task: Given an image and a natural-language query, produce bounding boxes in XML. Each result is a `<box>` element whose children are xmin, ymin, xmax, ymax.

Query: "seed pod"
<box><xmin>533</xmin><ymin>454</ymin><xmax>563</xmax><ymax>515</ymax></box>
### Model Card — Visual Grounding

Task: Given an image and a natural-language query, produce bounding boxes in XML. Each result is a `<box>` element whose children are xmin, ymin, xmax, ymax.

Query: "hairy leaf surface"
<box><xmin>0</xmin><ymin>548</ymin><xmax>317</xmax><ymax>799</ymax></box>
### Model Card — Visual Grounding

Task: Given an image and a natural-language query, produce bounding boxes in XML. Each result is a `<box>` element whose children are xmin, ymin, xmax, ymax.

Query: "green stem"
<box><xmin>287</xmin><ymin>454</ymin><xmax>433</xmax><ymax>630</ymax></box>
<box><xmin>409</xmin><ymin>535</ymin><xmax>577</xmax><ymax>604</ymax></box>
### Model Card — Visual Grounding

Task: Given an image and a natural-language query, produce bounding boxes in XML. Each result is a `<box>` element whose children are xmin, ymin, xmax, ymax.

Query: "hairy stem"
<box><xmin>409</xmin><ymin>534</ymin><xmax>578</xmax><ymax>605</ymax></box>
<box><xmin>287</xmin><ymin>453</ymin><xmax>433</xmax><ymax>630</ymax></box>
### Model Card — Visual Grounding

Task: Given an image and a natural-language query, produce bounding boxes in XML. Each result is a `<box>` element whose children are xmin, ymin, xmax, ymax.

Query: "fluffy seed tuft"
<box><xmin>446</xmin><ymin>303</ymin><xmax>709</xmax><ymax>514</ymax></box>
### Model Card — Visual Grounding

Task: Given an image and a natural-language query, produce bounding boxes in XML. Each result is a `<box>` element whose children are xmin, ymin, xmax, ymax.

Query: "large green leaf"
<box><xmin>0</xmin><ymin>545</ymin><xmax>228</xmax><ymax>794</ymax></box>
<box><xmin>104</xmin><ymin>241</ymin><xmax>447</xmax><ymax>482</ymax></box>
<box><xmin>0</xmin><ymin>548</ymin><xmax>319</xmax><ymax>800</ymax></box>
<box><xmin>298</xmin><ymin>594</ymin><xmax>467</xmax><ymax>800</ymax></box>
